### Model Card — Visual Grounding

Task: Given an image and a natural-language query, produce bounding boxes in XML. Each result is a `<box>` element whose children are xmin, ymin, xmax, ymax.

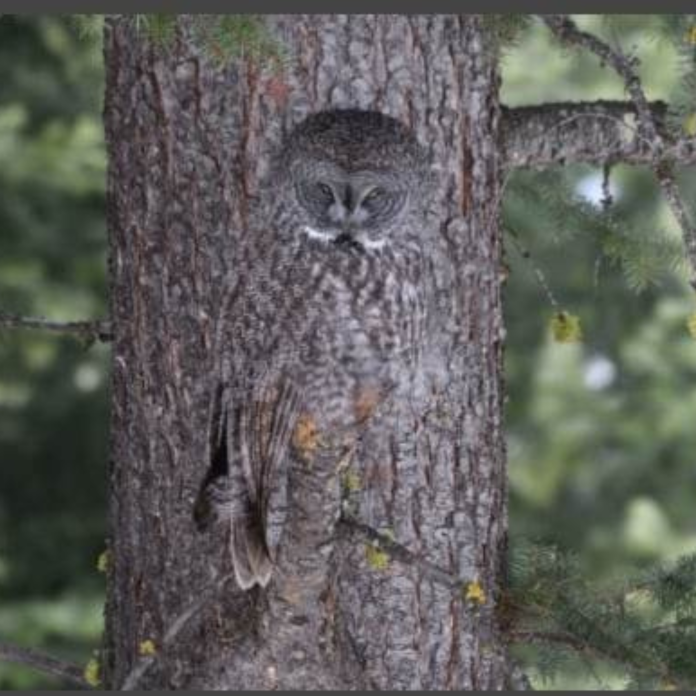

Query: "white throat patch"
<box><xmin>362</xmin><ymin>237</ymin><xmax>387</xmax><ymax>250</ymax></box>
<box><xmin>302</xmin><ymin>226</ymin><xmax>335</xmax><ymax>243</ymax></box>
<box><xmin>301</xmin><ymin>225</ymin><xmax>387</xmax><ymax>251</ymax></box>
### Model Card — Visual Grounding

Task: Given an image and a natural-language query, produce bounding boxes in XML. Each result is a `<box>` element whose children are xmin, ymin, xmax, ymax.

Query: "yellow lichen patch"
<box><xmin>687</xmin><ymin>313</ymin><xmax>696</xmax><ymax>339</ymax></box>
<box><xmin>342</xmin><ymin>469</ymin><xmax>362</xmax><ymax>493</ymax></box>
<box><xmin>138</xmin><ymin>639</ymin><xmax>157</xmax><ymax>657</ymax></box>
<box><xmin>83</xmin><ymin>657</ymin><xmax>101</xmax><ymax>687</ymax></box>
<box><xmin>550</xmin><ymin>311</ymin><xmax>583</xmax><ymax>344</ymax></box>
<box><xmin>684</xmin><ymin>113</ymin><xmax>696</xmax><ymax>137</ymax></box>
<box><xmin>292</xmin><ymin>413</ymin><xmax>321</xmax><ymax>461</ymax></box>
<box><xmin>685</xmin><ymin>25</ymin><xmax>696</xmax><ymax>45</ymax></box>
<box><xmin>365</xmin><ymin>543</ymin><xmax>390</xmax><ymax>572</ymax></box>
<box><xmin>96</xmin><ymin>549</ymin><xmax>111</xmax><ymax>573</ymax></box>
<box><xmin>463</xmin><ymin>580</ymin><xmax>487</xmax><ymax>605</ymax></box>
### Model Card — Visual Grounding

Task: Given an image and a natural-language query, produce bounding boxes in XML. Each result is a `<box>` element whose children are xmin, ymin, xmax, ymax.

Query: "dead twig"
<box><xmin>541</xmin><ymin>14</ymin><xmax>696</xmax><ymax>291</ymax></box>
<box><xmin>0</xmin><ymin>311</ymin><xmax>112</xmax><ymax>343</ymax></box>
<box><xmin>0</xmin><ymin>640</ymin><xmax>90</xmax><ymax>689</ymax></box>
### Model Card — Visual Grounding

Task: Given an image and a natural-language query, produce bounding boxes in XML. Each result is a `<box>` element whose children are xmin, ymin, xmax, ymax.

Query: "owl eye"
<box><xmin>363</xmin><ymin>187</ymin><xmax>386</xmax><ymax>204</ymax></box>
<box><xmin>315</xmin><ymin>182</ymin><xmax>334</xmax><ymax>200</ymax></box>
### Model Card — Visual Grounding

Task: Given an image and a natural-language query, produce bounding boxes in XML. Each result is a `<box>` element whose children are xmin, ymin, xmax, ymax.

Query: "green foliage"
<box><xmin>509</xmin><ymin>543</ymin><xmax>696</xmax><ymax>689</ymax></box>
<box><xmin>70</xmin><ymin>14</ymin><xmax>104</xmax><ymax>42</ymax></box>
<box><xmin>481</xmin><ymin>14</ymin><xmax>532</xmax><ymax>55</ymax></box>
<box><xmin>658</xmin><ymin>15</ymin><xmax>696</xmax><ymax>137</ymax></box>
<box><xmin>0</xmin><ymin>593</ymin><xmax>104</xmax><ymax>689</ymax></box>
<box><xmin>191</xmin><ymin>15</ymin><xmax>284</xmax><ymax>67</ymax></box>
<box><xmin>502</xmin><ymin>16</ymin><xmax>680</xmax><ymax>106</ymax></box>
<box><xmin>502</xmin><ymin>15</ymin><xmax>696</xmax><ymax>689</ymax></box>
<box><xmin>135</xmin><ymin>14</ymin><xmax>178</xmax><ymax>46</ymax></box>
<box><xmin>72</xmin><ymin>14</ymin><xmax>283</xmax><ymax>68</ymax></box>
<box><xmin>505</xmin><ymin>167</ymin><xmax>689</xmax><ymax>294</ymax></box>
<box><xmin>0</xmin><ymin>15</ymin><xmax>107</xmax><ymax>689</ymax></box>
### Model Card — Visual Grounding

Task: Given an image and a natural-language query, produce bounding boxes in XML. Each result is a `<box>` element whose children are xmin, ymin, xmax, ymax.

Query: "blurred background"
<box><xmin>0</xmin><ymin>14</ymin><xmax>694</xmax><ymax>690</ymax></box>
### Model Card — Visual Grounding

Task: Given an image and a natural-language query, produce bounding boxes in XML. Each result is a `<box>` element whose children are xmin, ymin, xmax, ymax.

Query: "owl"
<box><xmin>195</xmin><ymin>109</ymin><xmax>435</xmax><ymax>590</ymax></box>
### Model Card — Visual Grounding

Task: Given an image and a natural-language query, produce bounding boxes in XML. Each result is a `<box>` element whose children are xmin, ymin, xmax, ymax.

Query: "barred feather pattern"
<box><xmin>195</xmin><ymin>110</ymin><xmax>437</xmax><ymax>590</ymax></box>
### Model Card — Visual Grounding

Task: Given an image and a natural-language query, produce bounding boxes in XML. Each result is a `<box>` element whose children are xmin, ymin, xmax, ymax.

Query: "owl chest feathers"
<box><xmin>287</xmin><ymin>244</ymin><xmax>424</xmax><ymax>424</ymax></box>
<box><xmin>233</xmin><ymin>221</ymin><xmax>430</xmax><ymax>428</ymax></box>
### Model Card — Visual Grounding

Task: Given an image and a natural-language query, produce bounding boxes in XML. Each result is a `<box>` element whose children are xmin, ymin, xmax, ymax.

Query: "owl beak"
<box><xmin>333</xmin><ymin>230</ymin><xmax>364</xmax><ymax>253</ymax></box>
<box><xmin>343</xmin><ymin>186</ymin><xmax>355</xmax><ymax>211</ymax></box>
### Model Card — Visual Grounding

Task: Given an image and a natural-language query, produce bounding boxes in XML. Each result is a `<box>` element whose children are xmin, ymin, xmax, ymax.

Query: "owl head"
<box><xmin>272</xmin><ymin>110</ymin><xmax>430</xmax><ymax>252</ymax></box>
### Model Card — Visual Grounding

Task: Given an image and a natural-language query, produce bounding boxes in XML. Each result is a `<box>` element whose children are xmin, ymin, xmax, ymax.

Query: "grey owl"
<box><xmin>195</xmin><ymin>109</ymin><xmax>435</xmax><ymax>590</ymax></box>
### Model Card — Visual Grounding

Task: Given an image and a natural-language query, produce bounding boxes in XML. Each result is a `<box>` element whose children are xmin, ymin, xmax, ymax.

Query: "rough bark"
<box><xmin>502</xmin><ymin>100</ymin><xmax>696</xmax><ymax>169</ymax></box>
<box><xmin>103</xmin><ymin>14</ymin><xmax>508</xmax><ymax>689</ymax></box>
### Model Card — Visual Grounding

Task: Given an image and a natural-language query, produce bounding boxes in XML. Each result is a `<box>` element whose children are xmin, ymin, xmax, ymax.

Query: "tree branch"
<box><xmin>0</xmin><ymin>641</ymin><xmax>90</xmax><ymax>689</ymax></box>
<box><xmin>338</xmin><ymin>513</ymin><xmax>460</xmax><ymax>591</ymax></box>
<box><xmin>120</xmin><ymin>572</ymin><xmax>233</xmax><ymax>690</ymax></box>
<box><xmin>508</xmin><ymin>628</ymin><xmax>674</xmax><ymax>685</ymax></box>
<box><xmin>509</xmin><ymin>628</ymin><xmax>604</xmax><ymax>655</ymax></box>
<box><xmin>542</xmin><ymin>17</ymin><xmax>658</xmax><ymax>141</ymax></box>
<box><xmin>0</xmin><ymin>311</ymin><xmax>113</xmax><ymax>343</ymax></box>
<box><xmin>501</xmin><ymin>100</ymin><xmax>696</xmax><ymax>169</ymax></box>
<box><xmin>540</xmin><ymin>14</ymin><xmax>696</xmax><ymax>291</ymax></box>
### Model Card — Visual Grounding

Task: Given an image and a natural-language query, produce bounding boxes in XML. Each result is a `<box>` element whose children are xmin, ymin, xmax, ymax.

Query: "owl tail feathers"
<box><xmin>230</xmin><ymin>517</ymin><xmax>273</xmax><ymax>591</ymax></box>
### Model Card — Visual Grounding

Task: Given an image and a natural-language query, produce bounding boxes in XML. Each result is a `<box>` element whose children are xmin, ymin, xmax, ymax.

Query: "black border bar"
<box><xmin>2</xmin><ymin>3</ymin><xmax>695</xmax><ymax>15</ymax></box>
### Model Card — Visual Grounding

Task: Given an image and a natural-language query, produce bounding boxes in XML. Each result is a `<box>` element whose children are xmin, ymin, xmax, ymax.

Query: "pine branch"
<box><xmin>510</xmin><ymin>628</ymin><xmax>604</xmax><ymax>655</ymax></box>
<box><xmin>508</xmin><ymin>627</ymin><xmax>656</xmax><ymax>681</ymax></box>
<box><xmin>0</xmin><ymin>311</ymin><xmax>112</xmax><ymax>343</ymax></box>
<box><xmin>0</xmin><ymin>641</ymin><xmax>90</xmax><ymax>688</ymax></box>
<box><xmin>501</xmin><ymin>100</ymin><xmax>696</xmax><ymax>169</ymax></box>
<box><xmin>540</xmin><ymin>14</ymin><xmax>696</xmax><ymax>291</ymax></box>
<box><xmin>508</xmin><ymin>544</ymin><xmax>696</xmax><ymax>688</ymax></box>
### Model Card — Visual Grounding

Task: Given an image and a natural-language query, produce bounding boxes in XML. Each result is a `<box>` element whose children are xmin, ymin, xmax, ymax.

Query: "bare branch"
<box><xmin>541</xmin><ymin>16</ymin><xmax>659</xmax><ymax>144</ymax></box>
<box><xmin>0</xmin><ymin>311</ymin><xmax>113</xmax><ymax>343</ymax></box>
<box><xmin>120</xmin><ymin>572</ymin><xmax>233</xmax><ymax>690</ymax></box>
<box><xmin>509</xmin><ymin>628</ymin><xmax>611</xmax><ymax>655</ymax></box>
<box><xmin>508</xmin><ymin>628</ymin><xmax>674</xmax><ymax>685</ymax></box>
<box><xmin>0</xmin><ymin>641</ymin><xmax>90</xmax><ymax>689</ymax></box>
<box><xmin>540</xmin><ymin>14</ymin><xmax>696</xmax><ymax>291</ymax></box>
<box><xmin>501</xmin><ymin>100</ymin><xmax>696</xmax><ymax>169</ymax></box>
<box><xmin>338</xmin><ymin>513</ymin><xmax>460</xmax><ymax>590</ymax></box>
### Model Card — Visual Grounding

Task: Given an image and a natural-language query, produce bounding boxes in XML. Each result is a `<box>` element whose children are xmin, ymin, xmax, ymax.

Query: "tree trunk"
<box><xmin>103</xmin><ymin>14</ymin><xmax>508</xmax><ymax>689</ymax></box>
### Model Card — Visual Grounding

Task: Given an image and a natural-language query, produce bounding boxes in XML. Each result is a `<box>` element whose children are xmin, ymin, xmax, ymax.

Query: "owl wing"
<box><xmin>195</xmin><ymin>369</ymin><xmax>302</xmax><ymax>590</ymax></box>
<box><xmin>244</xmin><ymin>373</ymin><xmax>303</xmax><ymax>556</ymax></box>
<box><xmin>195</xmin><ymin>235</ymin><xmax>308</xmax><ymax>588</ymax></box>
<box><xmin>232</xmin><ymin>370</ymin><xmax>303</xmax><ymax>588</ymax></box>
